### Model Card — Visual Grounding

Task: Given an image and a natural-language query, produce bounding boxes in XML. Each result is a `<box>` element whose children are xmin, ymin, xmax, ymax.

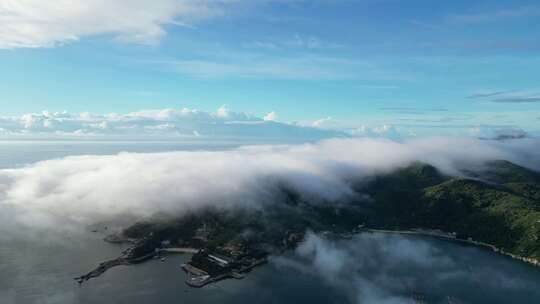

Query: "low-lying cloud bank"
<box><xmin>1</xmin><ymin>107</ymin><xmax>535</xmax><ymax>143</ymax></box>
<box><xmin>0</xmin><ymin>137</ymin><xmax>539</xmax><ymax>237</ymax></box>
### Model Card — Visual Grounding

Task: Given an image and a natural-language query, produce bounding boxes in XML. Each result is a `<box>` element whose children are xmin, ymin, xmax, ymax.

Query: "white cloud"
<box><xmin>3</xmin><ymin>108</ymin><xmax>538</xmax><ymax>141</ymax></box>
<box><xmin>1</xmin><ymin>136</ymin><xmax>539</xmax><ymax>236</ymax></box>
<box><xmin>349</xmin><ymin>125</ymin><xmax>401</xmax><ymax>140</ymax></box>
<box><xmin>166</xmin><ymin>56</ymin><xmax>358</xmax><ymax>80</ymax></box>
<box><xmin>0</xmin><ymin>0</ymin><xmax>235</xmax><ymax>49</ymax></box>
<box><xmin>0</xmin><ymin>1</ymin><xmax>354</xmax><ymax>49</ymax></box>
<box><xmin>448</xmin><ymin>6</ymin><xmax>540</xmax><ymax>24</ymax></box>
<box><xmin>468</xmin><ymin>89</ymin><xmax>540</xmax><ymax>103</ymax></box>
<box><xmin>263</xmin><ymin>111</ymin><xmax>278</xmax><ymax>121</ymax></box>
<box><xmin>468</xmin><ymin>126</ymin><xmax>528</xmax><ymax>140</ymax></box>
<box><xmin>301</xmin><ymin>119</ymin><xmax>403</xmax><ymax>140</ymax></box>
<box><xmin>311</xmin><ymin>117</ymin><xmax>333</xmax><ymax>128</ymax></box>
<box><xmin>215</xmin><ymin>104</ymin><xmax>241</xmax><ymax>119</ymax></box>
<box><xmin>0</xmin><ymin>107</ymin><xmax>342</xmax><ymax>141</ymax></box>
<box><xmin>248</xmin><ymin>34</ymin><xmax>344</xmax><ymax>50</ymax></box>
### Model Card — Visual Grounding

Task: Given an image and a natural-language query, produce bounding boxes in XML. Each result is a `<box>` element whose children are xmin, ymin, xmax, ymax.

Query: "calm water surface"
<box><xmin>1</xmin><ymin>232</ymin><xmax>540</xmax><ymax>304</ymax></box>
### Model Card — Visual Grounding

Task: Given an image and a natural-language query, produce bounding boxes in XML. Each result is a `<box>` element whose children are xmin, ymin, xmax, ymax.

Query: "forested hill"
<box><xmin>114</xmin><ymin>159</ymin><xmax>540</xmax><ymax>270</ymax></box>
<box><xmin>366</xmin><ymin>160</ymin><xmax>540</xmax><ymax>260</ymax></box>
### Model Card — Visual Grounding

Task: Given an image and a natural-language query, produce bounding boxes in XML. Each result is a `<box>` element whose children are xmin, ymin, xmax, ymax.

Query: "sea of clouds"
<box><xmin>0</xmin><ymin>136</ymin><xmax>539</xmax><ymax>304</ymax></box>
<box><xmin>0</xmin><ymin>136</ymin><xmax>539</xmax><ymax>239</ymax></box>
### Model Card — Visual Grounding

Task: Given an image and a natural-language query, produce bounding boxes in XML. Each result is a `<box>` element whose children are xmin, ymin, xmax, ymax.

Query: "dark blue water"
<box><xmin>1</xmin><ymin>232</ymin><xmax>539</xmax><ymax>304</ymax></box>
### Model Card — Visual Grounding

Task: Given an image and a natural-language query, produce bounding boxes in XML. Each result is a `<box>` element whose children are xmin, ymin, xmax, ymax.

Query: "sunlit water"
<box><xmin>0</xmin><ymin>141</ymin><xmax>539</xmax><ymax>304</ymax></box>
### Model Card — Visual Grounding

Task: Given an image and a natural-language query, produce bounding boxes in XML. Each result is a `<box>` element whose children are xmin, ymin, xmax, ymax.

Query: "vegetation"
<box><xmin>366</xmin><ymin>161</ymin><xmax>540</xmax><ymax>259</ymax></box>
<box><xmin>102</xmin><ymin>160</ymin><xmax>540</xmax><ymax>278</ymax></box>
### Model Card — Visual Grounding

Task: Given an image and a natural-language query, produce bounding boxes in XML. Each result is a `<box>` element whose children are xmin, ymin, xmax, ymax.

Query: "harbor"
<box><xmin>181</xmin><ymin>249</ymin><xmax>267</xmax><ymax>288</ymax></box>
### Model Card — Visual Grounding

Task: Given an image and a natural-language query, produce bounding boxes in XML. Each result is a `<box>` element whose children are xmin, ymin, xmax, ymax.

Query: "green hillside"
<box><xmin>365</xmin><ymin>161</ymin><xmax>540</xmax><ymax>259</ymax></box>
<box><xmin>111</xmin><ymin>160</ymin><xmax>540</xmax><ymax>272</ymax></box>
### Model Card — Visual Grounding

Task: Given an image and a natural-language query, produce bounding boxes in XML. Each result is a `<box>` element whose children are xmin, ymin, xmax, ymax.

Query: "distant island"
<box><xmin>76</xmin><ymin>160</ymin><xmax>540</xmax><ymax>287</ymax></box>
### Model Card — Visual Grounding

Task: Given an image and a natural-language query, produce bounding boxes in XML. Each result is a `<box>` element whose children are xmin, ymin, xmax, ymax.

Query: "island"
<box><xmin>76</xmin><ymin>160</ymin><xmax>540</xmax><ymax>287</ymax></box>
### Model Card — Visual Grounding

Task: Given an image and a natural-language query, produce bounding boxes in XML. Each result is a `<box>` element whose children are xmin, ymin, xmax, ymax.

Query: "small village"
<box><xmin>181</xmin><ymin>249</ymin><xmax>267</xmax><ymax>287</ymax></box>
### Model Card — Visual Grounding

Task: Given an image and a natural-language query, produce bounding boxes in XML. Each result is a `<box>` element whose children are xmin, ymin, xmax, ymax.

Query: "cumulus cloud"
<box><xmin>0</xmin><ymin>107</ymin><xmax>343</xmax><ymax>141</ymax></box>
<box><xmin>1</xmin><ymin>136</ymin><xmax>539</xmax><ymax>237</ymax></box>
<box><xmin>263</xmin><ymin>111</ymin><xmax>278</xmax><ymax>122</ymax></box>
<box><xmin>0</xmin><ymin>0</ymin><xmax>242</xmax><ymax>49</ymax></box>
<box><xmin>348</xmin><ymin>125</ymin><xmax>401</xmax><ymax>140</ymax></box>
<box><xmin>470</xmin><ymin>126</ymin><xmax>528</xmax><ymax>140</ymax></box>
<box><xmin>468</xmin><ymin>89</ymin><xmax>540</xmax><ymax>103</ymax></box>
<box><xmin>310</xmin><ymin>117</ymin><xmax>333</xmax><ymax>128</ymax></box>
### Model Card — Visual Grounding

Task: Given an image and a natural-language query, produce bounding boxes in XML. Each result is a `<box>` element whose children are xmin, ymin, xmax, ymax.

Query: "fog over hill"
<box><xmin>0</xmin><ymin>137</ymin><xmax>539</xmax><ymax>240</ymax></box>
<box><xmin>1</xmin><ymin>137</ymin><xmax>540</xmax><ymax>304</ymax></box>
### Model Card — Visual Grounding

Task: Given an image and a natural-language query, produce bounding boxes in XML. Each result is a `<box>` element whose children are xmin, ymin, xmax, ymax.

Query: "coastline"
<box><xmin>76</xmin><ymin>227</ymin><xmax>539</xmax><ymax>287</ymax></box>
<box><xmin>364</xmin><ymin>228</ymin><xmax>540</xmax><ymax>267</ymax></box>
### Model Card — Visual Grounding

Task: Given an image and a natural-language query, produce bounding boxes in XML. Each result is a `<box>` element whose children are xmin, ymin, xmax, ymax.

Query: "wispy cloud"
<box><xmin>358</xmin><ymin>85</ymin><xmax>400</xmax><ymax>90</ymax></box>
<box><xmin>379</xmin><ymin>107</ymin><xmax>448</xmax><ymax>113</ymax></box>
<box><xmin>247</xmin><ymin>34</ymin><xmax>344</xmax><ymax>51</ymax></box>
<box><xmin>397</xmin><ymin>116</ymin><xmax>472</xmax><ymax>124</ymax></box>
<box><xmin>310</xmin><ymin>117</ymin><xmax>333</xmax><ymax>128</ymax></box>
<box><xmin>468</xmin><ymin>90</ymin><xmax>515</xmax><ymax>99</ymax></box>
<box><xmin>167</xmin><ymin>58</ymin><xmax>354</xmax><ymax>80</ymax></box>
<box><xmin>492</xmin><ymin>96</ymin><xmax>540</xmax><ymax>103</ymax></box>
<box><xmin>408</xmin><ymin>19</ymin><xmax>440</xmax><ymax>30</ymax></box>
<box><xmin>419</xmin><ymin>40</ymin><xmax>540</xmax><ymax>52</ymax></box>
<box><xmin>469</xmin><ymin>90</ymin><xmax>540</xmax><ymax>103</ymax></box>
<box><xmin>447</xmin><ymin>6</ymin><xmax>540</xmax><ymax>24</ymax></box>
<box><xmin>378</xmin><ymin>107</ymin><xmax>450</xmax><ymax>116</ymax></box>
<box><xmin>147</xmin><ymin>42</ymin><xmax>412</xmax><ymax>80</ymax></box>
<box><xmin>158</xmin><ymin>55</ymin><xmax>382</xmax><ymax>80</ymax></box>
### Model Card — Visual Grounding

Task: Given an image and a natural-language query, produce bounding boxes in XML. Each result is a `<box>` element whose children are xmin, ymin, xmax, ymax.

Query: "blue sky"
<box><xmin>0</xmin><ymin>0</ymin><xmax>539</xmax><ymax>137</ymax></box>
